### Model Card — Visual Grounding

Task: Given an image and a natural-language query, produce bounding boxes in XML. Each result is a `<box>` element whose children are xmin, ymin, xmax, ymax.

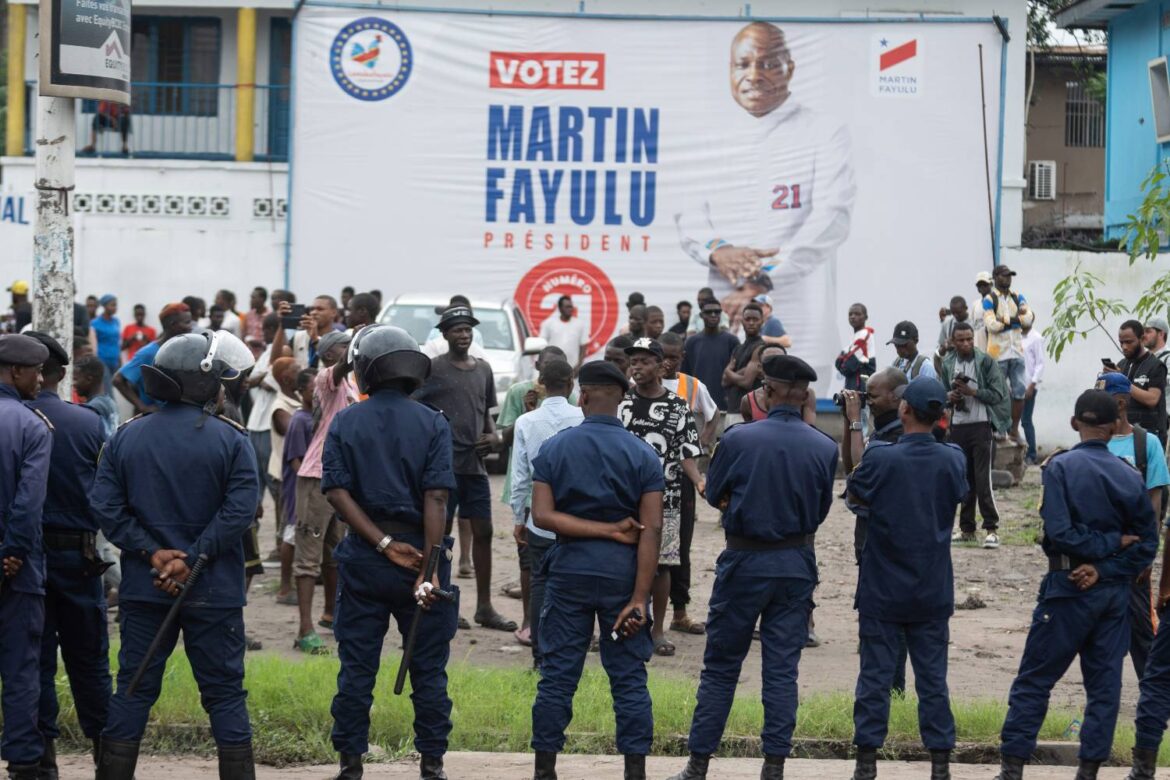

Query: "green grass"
<box><xmin>36</xmin><ymin>650</ymin><xmax>1163</xmax><ymax>765</ymax></box>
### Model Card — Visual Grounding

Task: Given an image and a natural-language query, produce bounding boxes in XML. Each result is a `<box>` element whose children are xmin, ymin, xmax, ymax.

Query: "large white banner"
<box><xmin>290</xmin><ymin>7</ymin><xmax>1005</xmax><ymax>390</ymax></box>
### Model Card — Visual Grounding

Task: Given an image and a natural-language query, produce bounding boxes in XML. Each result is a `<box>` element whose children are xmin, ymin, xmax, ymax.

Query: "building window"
<box><xmin>1065</xmin><ymin>81</ymin><xmax>1104</xmax><ymax>148</ymax></box>
<box><xmin>130</xmin><ymin>17</ymin><xmax>222</xmax><ymax>116</ymax></box>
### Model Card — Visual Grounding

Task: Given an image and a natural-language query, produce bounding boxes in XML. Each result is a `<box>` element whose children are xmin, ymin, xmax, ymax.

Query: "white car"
<box><xmin>377</xmin><ymin>294</ymin><xmax>546</xmax><ymax>408</ymax></box>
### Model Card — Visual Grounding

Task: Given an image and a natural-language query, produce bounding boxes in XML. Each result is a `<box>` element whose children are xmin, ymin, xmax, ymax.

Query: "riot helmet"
<box><xmin>142</xmin><ymin>331</ymin><xmax>256</xmax><ymax>405</ymax></box>
<box><xmin>349</xmin><ymin>324</ymin><xmax>430</xmax><ymax>394</ymax></box>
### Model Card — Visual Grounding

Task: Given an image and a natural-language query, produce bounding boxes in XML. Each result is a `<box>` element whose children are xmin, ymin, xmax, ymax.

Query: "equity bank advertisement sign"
<box><xmin>290</xmin><ymin>7</ymin><xmax>1004</xmax><ymax>387</ymax></box>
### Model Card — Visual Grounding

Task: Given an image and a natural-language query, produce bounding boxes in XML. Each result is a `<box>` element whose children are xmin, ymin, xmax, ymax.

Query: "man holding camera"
<box><xmin>941</xmin><ymin>322</ymin><xmax>1011</xmax><ymax>549</ymax></box>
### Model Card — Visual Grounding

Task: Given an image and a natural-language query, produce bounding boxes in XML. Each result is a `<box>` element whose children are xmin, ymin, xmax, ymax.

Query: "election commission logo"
<box><xmin>514</xmin><ymin>257</ymin><xmax>618</xmax><ymax>357</ymax></box>
<box><xmin>330</xmin><ymin>18</ymin><xmax>412</xmax><ymax>101</ymax></box>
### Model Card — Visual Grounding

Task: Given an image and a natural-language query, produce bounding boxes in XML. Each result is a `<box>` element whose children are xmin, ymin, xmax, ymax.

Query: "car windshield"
<box><xmin>380</xmin><ymin>304</ymin><xmax>514</xmax><ymax>351</ymax></box>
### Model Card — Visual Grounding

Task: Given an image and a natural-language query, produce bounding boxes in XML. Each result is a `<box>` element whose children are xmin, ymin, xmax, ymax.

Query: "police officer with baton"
<box><xmin>322</xmin><ymin>325</ymin><xmax>459</xmax><ymax>780</ymax></box>
<box><xmin>91</xmin><ymin>331</ymin><xmax>259</xmax><ymax>780</ymax></box>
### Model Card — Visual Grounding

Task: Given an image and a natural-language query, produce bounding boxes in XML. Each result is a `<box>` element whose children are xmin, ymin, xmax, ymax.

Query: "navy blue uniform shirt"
<box><xmin>0</xmin><ymin>383</ymin><xmax>52</xmax><ymax>594</ymax></box>
<box><xmin>321</xmin><ymin>388</ymin><xmax>457</xmax><ymax>527</ymax></box>
<box><xmin>705</xmin><ymin>405</ymin><xmax>837</xmax><ymax>581</ymax></box>
<box><xmin>91</xmin><ymin>403</ymin><xmax>259</xmax><ymax>607</ymax></box>
<box><xmin>1039</xmin><ymin>439</ymin><xmax>1158</xmax><ymax>597</ymax></box>
<box><xmin>27</xmin><ymin>390</ymin><xmax>104</xmax><ymax>532</ymax></box>
<box><xmin>532</xmin><ymin>414</ymin><xmax>664</xmax><ymax>583</ymax></box>
<box><xmin>846</xmin><ymin>433</ymin><xmax>968</xmax><ymax>622</ymax></box>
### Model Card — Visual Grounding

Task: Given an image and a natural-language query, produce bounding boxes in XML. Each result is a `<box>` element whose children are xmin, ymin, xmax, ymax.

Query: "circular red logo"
<box><xmin>514</xmin><ymin>256</ymin><xmax>619</xmax><ymax>357</ymax></box>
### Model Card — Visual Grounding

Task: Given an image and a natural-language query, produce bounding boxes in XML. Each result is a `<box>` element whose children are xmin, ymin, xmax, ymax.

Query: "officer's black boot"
<box><xmin>1075</xmin><ymin>760</ymin><xmax>1102</xmax><ymax>780</ymax></box>
<box><xmin>217</xmin><ymin>742</ymin><xmax>256</xmax><ymax>780</ymax></box>
<box><xmin>38</xmin><ymin>737</ymin><xmax>58</xmax><ymax>780</ymax></box>
<box><xmin>95</xmin><ymin>738</ymin><xmax>140</xmax><ymax>780</ymax></box>
<box><xmin>1128</xmin><ymin>747</ymin><xmax>1159</xmax><ymax>780</ymax></box>
<box><xmin>760</xmin><ymin>754</ymin><xmax>785</xmax><ymax>780</ymax></box>
<box><xmin>420</xmin><ymin>755</ymin><xmax>447</xmax><ymax>780</ymax></box>
<box><xmin>623</xmin><ymin>754</ymin><xmax>646</xmax><ymax>780</ymax></box>
<box><xmin>852</xmin><ymin>748</ymin><xmax>878</xmax><ymax>780</ymax></box>
<box><xmin>6</xmin><ymin>764</ymin><xmax>39</xmax><ymax>780</ymax></box>
<box><xmin>929</xmin><ymin>750</ymin><xmax>951</xmax><ymax>780</ymax></box>
<box><xmin>667</xmin><ymin>754</ymin><xmax>710</xmax><ymax>780</ymax></box>
<box><xmin>993</xmin><ymin>754</ymin><xmax>1025</xmax><ymax>780</ymax></box>
<box><xmin>335</xmin><ymin>753</ymin><xmax>363</xmax><ymax>780</ymax></box>
<box><xmin>533</xmin><ymin>751</ymin><xmax>558</xmax><ymax>780</ymax></box>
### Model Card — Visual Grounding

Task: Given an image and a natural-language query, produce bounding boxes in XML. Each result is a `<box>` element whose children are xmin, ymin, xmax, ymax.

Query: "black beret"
<box><xmin>24</xmin><ymin>331</ymin><xmax>69</xmax><ymax>366</ymax></box>
<box><xmin>0</xmin><ymin>334</ymin><xmax>50</xmax><ymax>366</ymax></box>
<box><xmin>578</xmin><ymin>360</ymin><xmax>630</xmax><ymax>391</ymax></box>
<box><xmin>762</xmin><ymin>354</ymin><xmax>817</xmax><ymax>383</ymax></box>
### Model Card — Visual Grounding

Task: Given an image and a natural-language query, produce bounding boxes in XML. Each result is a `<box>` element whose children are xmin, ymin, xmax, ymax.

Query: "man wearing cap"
<box><xmin>1116</xmin><ymin>319</ymin><xmax>1169</xmax><ymax>448</ymax></box>
<box><xmin>4</xmin><ymin>280</ymin><xmax>32</xmax><ymax>334</ymax></box>
<box><xmin>113</xmin><ymin>303</ymin><xmax>193</xmax><ymax>416</ymax></box>
<box><xmin>0</xmin><ymin>334</ymin><xmax>53</xmax><ymax>780</ymax></box>
<box><xmin>23</xmin><ymin>332</ymin><xmax>111</xmax><ymax>775</ymax></box>
<box><xmin>414</xmin><ymin>306</ymin><xmax>514</xmax><ymax>633</ymax></box>
<box><xmin>845</xmin><ymin>378</ymin><xmax>968</xmax><ymax>780</ymax></box>
<box><xmin>756</xmin><ymin>295</ymin><xmax>792</xmax><ymax>350</ymax></box>
<box><xmin>668</xmin><ymin>354</ymin><xmax>837</xmax><ymax>780</ymax></box>
<box><xmin>1144</xmin><ymin>317</ymin><xmax>1170</xmax><ymax>370</ymax></box>
<box><xmin>996</xmin><ymin>390</ymin><xmax>1157</xmax><ymax>780</ymax></box>
<box><xmin>1098</xmin><ymin>372</ymin><xmax>1170</xmax><ymax>680</ymax></box>
<box><xmin>941</xmin><ymin>322</ymin><xmax>1011</xmax><ymax>549</ymax></box>
<box><xmin>972</xmin><ymin>272</ymin><xmax>993</xmax><ymax>351</ymax></box>
<box><xmin>91</xmin><ymin>295</ymin><xmax>122</xmax><ymax>392</ymax></box>
<box><xmin>889</xmin><ymin>321</ymin><xmax>937</xmax><ymax>381</ymax></box>
<box><xmin>423</xmin><ymin>296</ymin><xmax>487</xmax><ymax>359</ymax></box>
<box><xmin>529</xmin><ymin>360</ymin><xmax>664</xmax><ymax>780</ymax></box>
<box><xmin>982</xmin><ymin>266</ymin><xmax>1035</xmax><ymax>443</ymax></box>
<box><xmin>619</xmin><ymin>338</ymin><xmax>702</xmax><ymax>657</ymax></box>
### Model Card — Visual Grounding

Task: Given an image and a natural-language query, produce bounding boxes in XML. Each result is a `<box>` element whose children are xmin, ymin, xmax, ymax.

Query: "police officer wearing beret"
<box><xmin>0</xmin><ymin>334</ymin><xmax>53</xmax><ymax>780</ymax></box>
<box><xmin>529</xmin><ymin>360</ymin><xmax>664</xmax><ymax>780</ymax></box>
<box><xmin>91</xmin><ymin>331</ymin><xmax>260</xmax><ymax>780</ymax></box>
<box><xmin>997</xmin><ymin>389</ymin><xmax>1158</xmax><ymax>780</ymax></box>
<box><xmin>23</xmin><ymin>332</ymin><xmax>111</xmax><ymax>778</ymax></box>
<box><xmin>669</xmin><ymin>354</ymin><xmax>838</xmax><ymax>780</ymax></box>
<box><xmin>322</xmin><ymin>325</ymin><xmax>459</xmax><ymax>780</ymax></box>
<box><xmin>845</xmin><ymin>378</ymin><xmax>968</xmax><ymax>780</ymax></box>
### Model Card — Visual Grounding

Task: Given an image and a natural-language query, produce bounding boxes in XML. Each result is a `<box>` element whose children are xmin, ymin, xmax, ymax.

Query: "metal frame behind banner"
<box><xmin>38</xmin><ymin>0</ymin><xmax>131</xmax><ymax>103</ymax></box>
<box><xmin>282</xmin><ymin>3</ymin><xmax>1012</xmax><ymax>286</ymax></box>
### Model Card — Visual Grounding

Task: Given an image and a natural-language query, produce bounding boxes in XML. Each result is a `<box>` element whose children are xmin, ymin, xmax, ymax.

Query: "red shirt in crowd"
<box><xmin>122</xmin><ymin>323</ymin><xmax>157</xmax><ymax>359</ymax></box>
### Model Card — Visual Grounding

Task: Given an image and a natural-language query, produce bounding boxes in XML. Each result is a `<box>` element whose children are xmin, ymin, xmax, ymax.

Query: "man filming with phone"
<box><xmin>271</xmin><ymin>296</ymin><xmax>343</xmax><ymax>369</ymax></box>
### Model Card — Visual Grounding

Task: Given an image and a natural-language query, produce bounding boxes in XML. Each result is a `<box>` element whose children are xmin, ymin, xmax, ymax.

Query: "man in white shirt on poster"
<box><xmin>539</xmin><ymin>295</ymin><xmax>589</xmax><ymax>370</ymax></box>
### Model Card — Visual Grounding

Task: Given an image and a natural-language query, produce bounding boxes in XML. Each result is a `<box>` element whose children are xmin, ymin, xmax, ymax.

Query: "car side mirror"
<box><xmin>523</xmin><ymin>336</ymin><xmax>548</xmax><ymax>356</ymax></box>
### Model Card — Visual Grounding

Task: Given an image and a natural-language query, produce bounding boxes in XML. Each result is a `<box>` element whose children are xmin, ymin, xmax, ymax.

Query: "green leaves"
<box><xmin>1120</xmin><ymin>162</ymin><xmax>1170</xmax><ymax>266</ymax></box>
<box><xmin>1043</xmin><ymin>264</ymin><xmax>1126</xmax><ymax>361</ymax></box>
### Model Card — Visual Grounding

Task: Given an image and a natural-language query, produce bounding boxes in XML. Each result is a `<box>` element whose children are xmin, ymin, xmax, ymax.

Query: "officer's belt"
<box><xmin>1048</xmin><ymin>553</ymin><xmax>1092</xmax><ymax>572</ymax></box>
<box><xmin>42</xmin><ymin>528</ymin><xmax>96</xmax><ymax>552</ymax></box>
<box><xmin>725</xmin><ymin>533</ymin><xmax>814</xmax><ymax>552</ymax></box>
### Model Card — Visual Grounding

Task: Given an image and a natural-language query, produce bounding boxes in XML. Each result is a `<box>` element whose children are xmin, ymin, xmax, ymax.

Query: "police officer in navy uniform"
<box><xmin>0</xmin><ymin>334</ymin><xmax>53</xmax><ymax>780</ymax></box>
<box><xmin>23</xmin><ymin>332</ymin><xmax>111</xmax><ymax>778</ymax></box>
<box><xmin>529</xmin><ymin>360</ymin><xmax>664</xmax><ymax>780</ymax></box>
<box><xmin>91</xmin><ymin>331</ymin><xmax>259</xmax><ymax>780</ymax></box>
<box><xmin>668</xmin><ymin>354</ymin><xmax>837</xmax><ymax>780</ymax></box>
<box><xmin>322</xmin><ymin>325</ymin><xmax>459</xmax><ymax>780</ymax></box>
<box><xmin>997</xmin><ymin>389</ymin><xmax>1158</xmax><ymax>780</ymax></box>
<box><xmin>845</xmin><ymin>377</ymin><xmax>967</xmax><ymax>780</ymax></box>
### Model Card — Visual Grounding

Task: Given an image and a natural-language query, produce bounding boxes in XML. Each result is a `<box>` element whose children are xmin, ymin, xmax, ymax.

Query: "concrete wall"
<box><xmin>1023</xmin><ymin>60</ymin><xmax>1105</xmax><ymax>231</ymax></box>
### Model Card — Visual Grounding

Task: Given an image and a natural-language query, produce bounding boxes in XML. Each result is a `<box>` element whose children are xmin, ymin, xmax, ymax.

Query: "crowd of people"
<box><xmin>3</xmin><ymin>269</ymin><xmax>1170</xmax><ymax>780</ymax></box>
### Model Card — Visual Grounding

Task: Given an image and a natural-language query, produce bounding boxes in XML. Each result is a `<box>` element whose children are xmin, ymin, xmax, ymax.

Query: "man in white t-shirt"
<box><xmin>539</xmin><ymin>295</ymin><xmax>589</xmax><ymax>369</ymax></box>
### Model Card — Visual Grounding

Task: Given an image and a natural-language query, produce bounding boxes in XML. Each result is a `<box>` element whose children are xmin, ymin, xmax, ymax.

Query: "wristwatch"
<box><xmin>849</xmin><ymin>421</ymin><xmax>864</xmax><ymax>432</ymax></box>
<box><xmin>375</xmin><ymin>535</ymin><xmax>394</xmax><ymax>553</ymax></box>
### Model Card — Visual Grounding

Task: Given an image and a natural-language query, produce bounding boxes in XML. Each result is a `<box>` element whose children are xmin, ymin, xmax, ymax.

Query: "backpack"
<box><xmin>909</xmin><ymin>353</ymin><xmax>928</xmax><ymax>379</ymax></box>
<box><xmin>985</xmin><ymin>290</ymin><xmax>1022</xmax><ymax>315</ymax></box>
<box><xmin>1133</xmin><ymin>424</ymin><xmax>1149</xmax><ymax>480</ymax></box>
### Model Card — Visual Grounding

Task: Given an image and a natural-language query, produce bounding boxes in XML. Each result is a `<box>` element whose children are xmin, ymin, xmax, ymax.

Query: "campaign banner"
<box><xmin>290</xmin><ymin>7</ymin><xmax>1005</xmax><ymax>391</ymax></box>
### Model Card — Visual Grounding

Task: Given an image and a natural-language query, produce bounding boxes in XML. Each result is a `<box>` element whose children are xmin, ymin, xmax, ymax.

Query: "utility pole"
<box><xmin>31</xmin><ymin>95</ymin><xmax>76</xmax><ymax>394</ymax></box>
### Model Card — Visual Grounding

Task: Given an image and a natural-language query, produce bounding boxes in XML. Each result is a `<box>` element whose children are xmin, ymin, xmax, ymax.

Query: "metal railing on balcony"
<box><xmin>22</xmin><ymin>81</ymin><xmax>291</xmax><ymax>162</ymax></box>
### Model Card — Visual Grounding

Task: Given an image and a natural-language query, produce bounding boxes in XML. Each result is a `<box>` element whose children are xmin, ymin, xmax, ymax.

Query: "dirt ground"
<box><xmin>53</xmin><ymin>753</ymin><xmax>1139</xmax><ymax>779</ymax></box>
<box><xmin>188</xmin><ymin>467</ymin><xmax>1138</xmax><ymax>720</ymax></box>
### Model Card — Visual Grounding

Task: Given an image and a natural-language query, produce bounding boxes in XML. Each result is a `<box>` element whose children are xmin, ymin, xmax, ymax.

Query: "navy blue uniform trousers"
<box><xmin>532</xmin><ymin>572</ymin><xmax>653</xmax><ymax>755</ymax></box>
<box><xmin>39</xmin><ymin>550</ymin><xmax>110</xmax><ymax>740</ymax></box>
<box><xmin>331</xmin><ymin>536</ymin><xmax>458</xmax><ymax>758</ymax></box>
<box><xmin>854</xmin><ymin>615</ymin><xmax>954</xmax><ymax>750</ymax></box>
<box><xmin>1131</xmin><ymin>576</ymin><xmax>1156</xmax><ymax>679</ymax></box>
<box><xmin>1</xmin><ymin>591</ymin><xmax>44</xmax><ymax>764</ymax></box>
<box><xmin>1001</xmin><ymin>582</ymin><xmax>1128</xmax><ymax>761</ymax></box>
<box><xmin>688</xmin><ymin>564</ymin><xmax>815</xmax><ymax>757</ymax></box>
<box><xmin>104</xmin><ymin>601</ymin><xmax>250</xmax><ymax>746</ymax></box>
<box><xmin>1134</xmin><ymin>603</ymin><xmax>1170</xmax><ymax>750</ymax></box>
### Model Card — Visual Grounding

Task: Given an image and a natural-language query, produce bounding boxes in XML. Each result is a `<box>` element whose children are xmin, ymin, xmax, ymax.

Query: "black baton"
<box><xmin>395</xmin><ymin>545</ymin><xmax>454</xmax><ymax>695</ymax></box>
<box><xmin>125</xmin><ymin>553</ymin><xmax>209</xmax><ymax>698</ymax></box>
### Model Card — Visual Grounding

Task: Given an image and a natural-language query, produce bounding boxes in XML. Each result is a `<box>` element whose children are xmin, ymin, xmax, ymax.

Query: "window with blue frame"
<box><xmin>130</xmin><ymin>17</ymin><xmax>222</xmax><ymax>117</ymax></box>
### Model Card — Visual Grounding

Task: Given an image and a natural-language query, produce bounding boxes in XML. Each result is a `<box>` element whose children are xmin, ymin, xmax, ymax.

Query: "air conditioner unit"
<box><xmin>1029</xmin><ymin>161</ymin><xmax>1056</xmax><ymax>201</ymax></box>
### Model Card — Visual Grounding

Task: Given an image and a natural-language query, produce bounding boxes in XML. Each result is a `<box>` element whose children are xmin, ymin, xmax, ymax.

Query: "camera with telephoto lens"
<box><xmin>949</xmin><ymin>373</ymin><xmax>973</xmax><ymax>412</ymax></box>
<box><xmin>833</xmin><ymin>376</ymin><xmax>868</xmax><ymax>409</ymax></box>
